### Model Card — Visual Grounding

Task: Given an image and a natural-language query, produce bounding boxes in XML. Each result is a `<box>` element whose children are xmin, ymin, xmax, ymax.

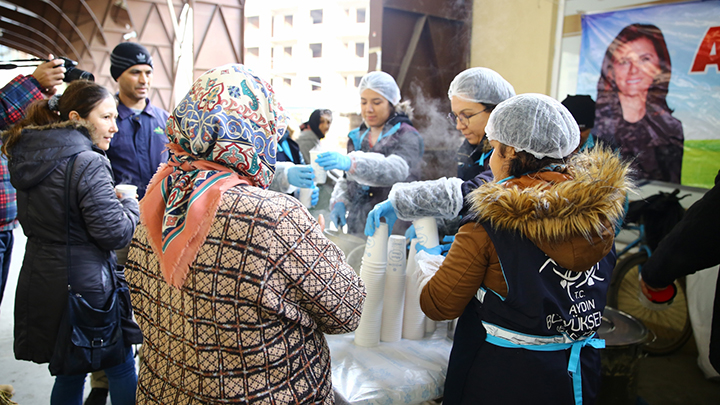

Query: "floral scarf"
<box><xmin>140</xmin><ymin>64</ymin><xmax>286</xmax><ymax>287</ymax></box>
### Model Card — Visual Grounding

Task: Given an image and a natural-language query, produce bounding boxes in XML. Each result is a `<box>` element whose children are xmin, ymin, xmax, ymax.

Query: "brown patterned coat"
<box><xmin>126</xmin><ymin>185</ymin><xmax>366</xmax><ymax>404</ymax></box>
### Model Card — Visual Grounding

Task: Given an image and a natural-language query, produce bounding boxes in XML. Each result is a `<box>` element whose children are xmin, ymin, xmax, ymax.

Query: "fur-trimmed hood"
<box><xmin>467</xmin><ymin>147</ymin><xmax>635</xmax><ymax>271</ymax></box>
<box><xmin>8</xmin><ymin>121</ymin><xmax>96</xmax><ymax>191</ymax></box>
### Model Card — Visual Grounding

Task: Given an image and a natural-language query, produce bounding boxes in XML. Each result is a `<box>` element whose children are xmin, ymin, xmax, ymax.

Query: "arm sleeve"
<box><xmin>268</xmin><ymin>161</ymin><xmax>297</xmax><ymax>194</ymax></box>
<box><xmin>420</xmin><ymin>222</ymin><xmax>494</xmax><ymax>321</ymax></box>
<box><xmin>268</xmin><ymin>198</ymin><xmax>366</xmax><ymax>334</ymax></box>
<box><xmin>345</xmin><ymin>151</ymin><xmax>409</xmax><ymax>187</ymax></box>
<box><xmin>641</xmin><ymin>174</ymin><xmax>720</xmax><ymax>288</ymax></box>
<box><xmin>389</xmin><ymin>177</ymin><xmax>464</xmax><ymax>221</ymax></box>
<box><xmin>0</xmin><ymin>75</ymin><xmax>44</xmax><ymax>130</ymax></box>
<box><xmin>76</xmin><ymin>155</ymin><xmax>140</xmax><ymax>251</ymax></box>
<box><xmin>329</xmin><ymin>177</ymin><xmax>349</xmax><ymax>208</ymax></box>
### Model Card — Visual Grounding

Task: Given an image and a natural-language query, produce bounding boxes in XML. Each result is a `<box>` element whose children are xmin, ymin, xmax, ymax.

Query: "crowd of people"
<box><xmin>0</xmin><ymin>23</ymin><xmax>710</xmax><ymax>405</ymax></box>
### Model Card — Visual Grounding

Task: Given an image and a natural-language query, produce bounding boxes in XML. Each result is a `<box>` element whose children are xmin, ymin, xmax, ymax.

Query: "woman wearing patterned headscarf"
<box><xmin>125</xmin><ymin>65</ymin><xmax>366</xmax><ymax>404</ymax></box>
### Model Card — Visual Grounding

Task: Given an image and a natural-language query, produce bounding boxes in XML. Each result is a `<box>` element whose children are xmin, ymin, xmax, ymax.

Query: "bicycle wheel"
<box><xmin>607</xmin><ymin>252</ymin><xmax>692</xmax><ymax>355</ymax></box>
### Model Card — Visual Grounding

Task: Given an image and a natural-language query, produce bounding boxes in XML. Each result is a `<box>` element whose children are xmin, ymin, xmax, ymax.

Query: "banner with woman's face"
<box><xmin>577</xmin><ymin>1</ymin><xmax>720</xmax><ymax>188</ymax></box>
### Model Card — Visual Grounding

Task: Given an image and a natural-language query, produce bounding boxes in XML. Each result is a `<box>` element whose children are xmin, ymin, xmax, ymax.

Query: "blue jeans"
<box><xmin>0</xmin><ymin>230</ymin><xmax>14</xmax><ymax>306</ymax></box>
<box><xmin>51</xmin><ymin>348</ymin><xmax>137</xmax><ymax>405</ymax></box>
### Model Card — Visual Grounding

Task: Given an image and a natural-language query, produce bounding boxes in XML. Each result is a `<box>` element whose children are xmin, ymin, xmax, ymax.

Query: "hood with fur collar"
<box><xmin>467</xmin><ymin>147</ymin><xmax>635</xmax><ymax>271</ymax></box>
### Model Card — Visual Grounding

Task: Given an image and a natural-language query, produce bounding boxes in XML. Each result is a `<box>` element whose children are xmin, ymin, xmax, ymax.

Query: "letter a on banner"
<box><xmin>691</xmin><ymin>26</ymin><xmax>720</xmax><ymax>73</ymax></box>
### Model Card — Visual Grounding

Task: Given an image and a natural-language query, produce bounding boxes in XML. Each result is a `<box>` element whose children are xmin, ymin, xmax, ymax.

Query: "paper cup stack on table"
<box><xmin>354</xmin><ymin>223</ymin><xmax>388</xmax><ymax>347</ymax></box>
<box><xmin>310</xmin><ymin>150</ymin><xmax>326</xmax><ymax>184</ymax></box>
<box><xmin>403</xmin><ymin>217</ymin><xmax>439</xmax><ymax>340</ymax></box>
<box><xmin>380</xmin><ymin>235</ymin><xmax>407</xmax><ymax>343</ymax></box>
<box><xmin>115</xmin><ymin>184</ymin><xmax>137</xmax><ymax>199</ymax></box>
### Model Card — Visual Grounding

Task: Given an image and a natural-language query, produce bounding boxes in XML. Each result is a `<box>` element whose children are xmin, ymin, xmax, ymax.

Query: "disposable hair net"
<box><xmin>346</xmin><ymin>151</ymin><xmax>409</xmax><ymax>187</ymax></box>
<box><xmin>485</xmin><ymin>94</ymin><xmax>580</xmax><ymax>159</ymax></box>
<box><xmin>388</xmin><ymin>177</ymin><xmax>464</xmax><ymax>221</ymax></box>
<box><xmin>358</xmin><ymin>71</ymin><xmax>401</xmax><ymax>106</ymax></box>
<box><xmin>448</xmin><ymin>67</ymin><xmax>516</xmax><ymax>105</ymax></box>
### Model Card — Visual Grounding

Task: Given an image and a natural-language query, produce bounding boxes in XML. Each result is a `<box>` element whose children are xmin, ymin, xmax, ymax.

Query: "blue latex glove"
<box><xmin>287</xmin><ymin>165</ymin><xmax>315</xmax><ymax>189</ymax></box>
<box><xmin>364</xmin><ymin>200</ymin><xmax>397</xmax><ymax>237</ymax></box>
<box><xmin>330</xmin><ymin>202</ymin><xmax>347</xmax><ymax>228</ymax></box>
<box><xmin>311</xmin><ymin>185</ymin><xmax>319</xmax><ymax>207</ymax></box>
<box><xmin>416</xmin><ymin>235</ymin><xmax>455</xmax><ymax>256</ymax></box>
<box><xmin>405</xmin><ymin>224</ymin><xmax>416</xmax><ymax>240</ymax></box>
<box><xmin>316</xmin><ymin>151</ymin><xmax>352</xmax><ymax>171</ymax></box>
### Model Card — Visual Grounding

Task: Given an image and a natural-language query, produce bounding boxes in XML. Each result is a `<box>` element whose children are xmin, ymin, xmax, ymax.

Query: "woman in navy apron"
<box><xmin>417</xmin><ymin>94</ymin><xmax>634</xmax><ymax>405</ymax></box>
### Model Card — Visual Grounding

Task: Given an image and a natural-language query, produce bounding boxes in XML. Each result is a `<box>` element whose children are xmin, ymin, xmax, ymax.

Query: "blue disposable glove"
<box><xmin>364</xmin><ymin>200</ymin><xmax>398</xmax><ymax>237</ymax></box>
<box><xmin>315</xmin><ymin>151</ymin><xmax>352</xmax><ymax>171</ymax></box>
<box><xmin>405</xmin><ymin>224</ymin><xmax>416</xmax><ymax>240</ymax></box>
<box><xmin>311</xmin><ymin>185</ymin><xmax>319</xmax><ymax>207</ymax></box>
<box><xmin>416</xmin><ymin>235</ymin><xmax>455</xmax><ymax>256</ymax></box>
<box><xmin>330</xmin><ymin>202</ymin><xmax>347</xmax><ymax>228</ymax></box>
<box><xmin>287</xmin><ymin>165</ymin><xmax>315</xmax><ymax>189</ymax></box>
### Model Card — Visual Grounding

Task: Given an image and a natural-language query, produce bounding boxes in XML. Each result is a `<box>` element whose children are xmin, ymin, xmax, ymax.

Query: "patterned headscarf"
<box><xmin>140</xmin><ymin>64</ymin><xmax>286</xmax><ymax>288</ymax></box>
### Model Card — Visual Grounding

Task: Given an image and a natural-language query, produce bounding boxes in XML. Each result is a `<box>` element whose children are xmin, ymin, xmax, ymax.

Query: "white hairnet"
<box><xmin>359</xmin><ymin>71</ymin><xmax>401</xmax><ymax>105</ymax></box>
<box><xmin>448</xmin><ymin>67</ymin><xmax>516</xmax><ymax>105</ymax></box>
<box><xmin>485</xmin><ymin>94</ymin><xmax>580</xmax><ymax>160</ymax></box>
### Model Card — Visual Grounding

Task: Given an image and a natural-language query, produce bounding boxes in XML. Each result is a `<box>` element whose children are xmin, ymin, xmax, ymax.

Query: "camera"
<box><xmin>57</xmin><ymin>57</ymin><xmax>95</xmax><ymax>82</ymax></box>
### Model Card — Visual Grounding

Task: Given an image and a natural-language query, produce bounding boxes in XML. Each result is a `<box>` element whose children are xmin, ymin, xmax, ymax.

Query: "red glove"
<box><xmin>639</xmin><ymin>276</ymin><xmax>677</xmax><ymax>304</ymax></box>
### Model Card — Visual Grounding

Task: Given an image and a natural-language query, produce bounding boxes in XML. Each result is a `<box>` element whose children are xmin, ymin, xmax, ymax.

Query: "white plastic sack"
<box><xmin>686</xmin><ymin>265</ymin><xmax>720</xmax><ymax>379</ymax></box>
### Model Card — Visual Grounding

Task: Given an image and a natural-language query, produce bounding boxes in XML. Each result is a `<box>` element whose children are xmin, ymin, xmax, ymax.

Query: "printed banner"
<box><xmin>577</xmin><ymin>1</ymin><xmax>720</xmax><ymax>188</ymax></box>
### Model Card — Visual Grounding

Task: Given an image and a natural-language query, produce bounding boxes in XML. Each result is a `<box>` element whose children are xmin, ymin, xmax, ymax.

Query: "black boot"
<box><xmin>84</xmin><ymin>388</ymin><xmax>109</xmax><ymax>405</ymax></box>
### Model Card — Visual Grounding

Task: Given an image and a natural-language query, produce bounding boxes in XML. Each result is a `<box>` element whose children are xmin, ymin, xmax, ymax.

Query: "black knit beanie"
<box><xmin>561</xmin><ymin>94</ymin><xmax>595</xmax><ymax>130</ymax></box>
<box><xmin>110</xmin><ymin>42</ymin><xmax>153</xmax><ymax>81</ymax></box>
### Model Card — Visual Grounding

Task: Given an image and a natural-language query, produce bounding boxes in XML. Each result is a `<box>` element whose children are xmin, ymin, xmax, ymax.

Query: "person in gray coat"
<box><xmin>1</xmin><ymin>80</ymin><xmax>140</xmax><ymax>405</ymax></box>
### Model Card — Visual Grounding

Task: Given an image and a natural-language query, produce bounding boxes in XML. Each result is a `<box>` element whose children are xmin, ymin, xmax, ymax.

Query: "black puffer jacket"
<box><xmin>8</xmin><ymin>122</ymin><xmax>139</xmax><ymax>364</ymax></box>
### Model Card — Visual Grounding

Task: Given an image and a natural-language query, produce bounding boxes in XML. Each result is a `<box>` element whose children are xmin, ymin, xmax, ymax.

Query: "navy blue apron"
<box><xmin>443</xmin><ymin>222</ymin><xmax>615</xmax><ymax>405</ymax></box>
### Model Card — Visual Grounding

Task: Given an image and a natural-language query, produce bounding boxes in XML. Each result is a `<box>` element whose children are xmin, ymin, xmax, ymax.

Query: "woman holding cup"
<box><xmin>415</xmin><ymin>94</ymin><xmax>634</xmax><ymax>404</ymax></box>
<box><xmin>316</xmin><ymin>71</ymin><xmax>424</xmax><ymax>235</ymax></box>
<box><xmin>2</xmin><ymin>80</ymin><xmax>140</xmax><ymax>404</ymax></box>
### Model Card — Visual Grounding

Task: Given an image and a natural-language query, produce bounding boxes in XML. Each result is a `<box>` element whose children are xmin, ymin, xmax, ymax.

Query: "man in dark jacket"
<box><xmin>640</xmin><ymin>170</ymin><xmax>720</xmax><ymax>374</ymax></box>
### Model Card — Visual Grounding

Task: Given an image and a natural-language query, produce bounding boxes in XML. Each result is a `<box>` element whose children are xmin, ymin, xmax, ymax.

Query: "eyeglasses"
<box><xmin>447</xmin><ymin>108</ymin><xmax>490</xmax><ymax>127</ymax></box>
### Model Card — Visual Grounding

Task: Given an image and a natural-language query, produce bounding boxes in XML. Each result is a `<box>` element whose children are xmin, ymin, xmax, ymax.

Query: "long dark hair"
<box><xmin>2</xmin><ymin>80</ymin><xmax>112</xmax><ymax>156</ymax></box>
<box><xmin>596</xmin><ymin>24</ymin><xmax>672</xmax><ymax>112</ymax></box>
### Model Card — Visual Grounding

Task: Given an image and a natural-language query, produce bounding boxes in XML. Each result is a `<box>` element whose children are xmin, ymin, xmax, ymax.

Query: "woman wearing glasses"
<box><xmin>365</xmin><ymin>67</ymin><xmax>515</xmax><ymax>238</ymax></box>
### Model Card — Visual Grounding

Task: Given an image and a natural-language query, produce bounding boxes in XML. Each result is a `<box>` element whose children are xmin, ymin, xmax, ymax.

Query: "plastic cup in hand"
<box><xmin>413</xmin><ymin>217</ymin><xmax>439</xmax><ymax>248</ymax></box>
<box><xmin>115</xmin><ymin>184</ymin><xmax>138</xmax><ymax>199</ymax></box>
<box><xmin>363</xmin><ymin>222</ymin><xmax>388</xmax><ymax>263</ymax></box>
<box><xmin>299</xmin><ymin>188</ymin><xmax>313</xmax><ymax>208</ymax></box>
<box><xmin>310</xmin><ymin>150</ymin><xmax>326</xmax><ymax>184</ymax></box>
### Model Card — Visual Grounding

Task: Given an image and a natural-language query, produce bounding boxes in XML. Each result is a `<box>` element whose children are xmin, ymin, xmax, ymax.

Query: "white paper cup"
<box><xmin>363</xmin><ymin>222</ymin><xmax>388</xmax><ymax>263</ymax></box>
<box><xmin>299</xmin><ymin>188</ymin><xmax>313</xmax><ymax>208</ymax></box>
<box><xmin>413</xmin><ymin>217</ymin><xmax>439</xmax><ymax>249</ymax></box>
<box><xmin>310</xmin><ymin>150</ymin><xmax>326</xmax><ymax>184</ymax></box>
<box><xmin>115</xmin><ymin>184</ymin><xmax>138</xmax><ymax>199</ymax></box>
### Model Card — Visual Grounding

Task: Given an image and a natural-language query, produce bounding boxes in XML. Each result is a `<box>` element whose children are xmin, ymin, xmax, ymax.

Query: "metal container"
<box><xmin>324</xmin><ymin>230</ymin><xmax>366</xmax><ymax>275</ymax></box>
<box><xmin>596</xmin><ymin>307</ymin><xmax>650</xmax><ymax>405</ymax></box>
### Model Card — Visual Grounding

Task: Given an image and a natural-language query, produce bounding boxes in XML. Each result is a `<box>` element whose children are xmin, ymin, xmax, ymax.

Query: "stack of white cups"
<box><xmin>380</xmin><ymin>235</ymin><xmax>407</xmax><ymax>342</ymax></box>
<box><xmin>354</xmin><ymin>223</ymin><xmax>388</xmax><ymax>347</ymax></box>
<box><xmin>403</xmin><ymin>217</ymin><xmax>440</xmax><ymax>340</ymax></box>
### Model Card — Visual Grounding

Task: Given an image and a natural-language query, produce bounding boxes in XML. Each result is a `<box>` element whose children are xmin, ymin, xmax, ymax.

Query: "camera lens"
<box><xmin>64</xmin><ymin>67</ymin><xmax>95</xmax><ymax>83</ymax></box>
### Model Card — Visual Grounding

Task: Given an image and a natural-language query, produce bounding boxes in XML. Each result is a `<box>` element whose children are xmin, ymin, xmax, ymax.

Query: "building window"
<box><xmin>285</xmin><ymin>15</ymin><xmax>293</xmax><ymax>27</ymax></box>
<box><xmin>355</xmin><ymin>43</ymin><xmax>365</xmax><ymax>58</ymax></box>
<box><xmin>284</xmin><ymin>46</ymin><xmax>292</xmax><ymax>57</ymax></box>
<box><xmin>284</xmin><ymin>78</ymin><xmax>292</xmax><ymax>87</ymax></box>
<box><xmin>246</xmin><ymin>16</ymin><xmax>259</xmax><ymax>29</ymax></box>
<box><xmin>246</xmin><ymin>47</ymin><xmax>259</xmax><ymax>57</ymax></box>
<box><xmin>310</xmin><ymin>43</ymin><xmax>322</xmax><ymax>58</ymax></box>
<box><xmin>310</xmin><ymin>9</ymin><xmax>323</xmax><ymax>24</ymax></box>
<box><xmin>310</xmin><ymin>76</ymin><xmax>321</xmax><ymax>91</ymax></box>
<box><xmin>357</xmin><ymin>8</ymin><xmax>366</xmax><ymax>23</ymax></box>
<box><xmin>354</xmin><ymin>76</ymin><xmax>362</xmax><ymax>87</ymax></box>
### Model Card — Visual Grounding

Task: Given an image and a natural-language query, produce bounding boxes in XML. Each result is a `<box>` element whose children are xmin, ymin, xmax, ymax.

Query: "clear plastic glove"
<box><xmin>287</xmin><ymin>165</ymin><xmax>315</xmax><ymax>189</ymax></box>
<box><xmin>365</xmin><ymin>200</ymin><xmax>397</xmax><ymax>237</ymax></box>
<box><xmin>316</xmin><ymin>151</ymin><xmax>352</xmax><ymax>171</ymax></box>
<box><xmin>311</xmin><ymin>185</ymin><xmax>319</xmax><ymax>207</ymax></box>
<box><xmin>416</xmin><ymin>235</ymin><xmax>455</xmax><ymax>256</ymax></box>
<box><xmin>330</xmin><ymin>202</ymin><xmax>347</xmax><ymax>228</ymax></box>
<box><xmin>413</xmin><ymin>250</ymin><xmax>446</xmax><ymax>296</ymax></box>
